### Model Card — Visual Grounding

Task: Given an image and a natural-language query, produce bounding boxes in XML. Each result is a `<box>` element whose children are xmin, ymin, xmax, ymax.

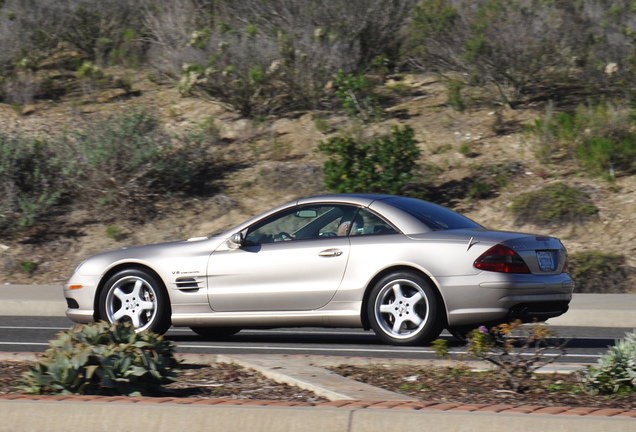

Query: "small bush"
<box><xmin>0</xmin><ymin>131</ymin><xmax>72</xmax><ymax>231</ymax></box>
<box><xmin>1</xmin><ymin>107</ymin><xmax>221</xmax><ymax>232</ymax></box>
<box><xmin>19</xmin><ymin>321</ymin><xmax>179</xmax><ymax>396</ymax></box>
<box><xmin>105</xmin><ymin>224</ymin><xmax>126</xmax><ymax>241</ymax></box>
<box><xmin>405</xmin><ymin>0</ymin><xmax>636</xmax><ymax>106</ymax></box>
<box><xmin>510</xmin><ymin>182</ymin><xmax>598</xmax><ymax>224</ymax></box>
<box><xmin>435</xmin><ymin>320</ymin><xmax>567</xmax><ymax>393</ymax></box>
<box><xmin>318</xmin><ymin>125</ymin><xmax>420</xmax><ymax>195</ymax></box>
<box><xmin>569</xmin><ymin>251</ymin><xmax>634</xmax><ymax>294</ymax></box>
<box><xmin>69</xmin><ymin>107</ymin><xmax>219</xmax><ymax>216</ymax></box>
<box><xmin>406</xmin><ymin>0</ymin><xmax>585</xmax><ymax>106</ymax></box>
<box><xmin>145</xmin><ymin>0</ymin><xmax>415</xmax><ymax>115</ymax></box>
<box><xmin>582</xmin><ymin>333</ymin><xmax>636</xmax><ymax>395</ymax></box>
<box><xmin>334</xmin><ymin>69</ymin><xmax>380</xmax><ymax>120</ymax></box>
<box><xmin>446</xmin><ymin>78</ymin><xmax>466</xmax><ymax>112</ymax></box>
<box><xmin>532</xmin><ymin>103</ymin><xmax>636</xmax><ymax>179</ymax></box>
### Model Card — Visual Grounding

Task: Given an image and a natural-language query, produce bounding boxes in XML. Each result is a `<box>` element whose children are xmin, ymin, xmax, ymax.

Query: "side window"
<box><xmin>244</xmin><ymin>205</ymin><xmax>359</xmax><ymax>245</ymax></box>
<box><xmin>350</xmin><ymin>209</ymin><xmax>398</xmax><ymax>236</ymax></box>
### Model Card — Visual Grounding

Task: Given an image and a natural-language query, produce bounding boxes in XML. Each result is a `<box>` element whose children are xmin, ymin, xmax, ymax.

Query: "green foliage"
<box><xmin>431</xmin><ymin>338</ymin><xmax>451</xmax><ymax>360</ymax></box>
<box><xmin>467</xmin><ymin>321</ymin><xmax>567</xmax><ymax>393</ymax></box>
<box><xmin>530</xmin><ymin>104</ymin><xmax>636</xmax><ymax>178</ymax></box>
<box><xmin>582</xmin><ymin>333</ymin><xmax>636</xmax><ymax>395</ymax></box>
<box><xmin>569</xmin><ymin>251</ymin><xmax>633</xmax><ymax>294</ymax></box>
<box><xmin>72</xmin><ymin>107</ymin><xmax>219</xmax><ymax>204</ymax></box>
<box><xmin>18</xmin><ymin>260</ymin><xmax>37</xmax><ymax>274</ymax></box>
<box><xmin>446</xmin><ymin>78</ymin><xmax>466</xmax><ymax>112</ymax></box>
<box><xmin>467</xmin><ymin>179</ymin><xmax>491</xmax><ymax>200</ymax></box>
<box><xmin>105</xmin><ymin>224</ymin><xmax>126</xmax><ymax>241</ymax></box>
<box><xmin>510</xmin><ymin>182</ymin><xmax>598</xmax><ymax>224</ymax></box>
<box><xmin>318</xmin><ymin>125</ymin><xmax>420</xmax><ymax>195</ymax></box>
<box><xmin>0</xmin><ymin>107</ymin><xmax>221</xmax><ymax>232</ymax></box>
<box><xmin>435</xmin><ymin>321</ymin><xmax>568</xmax><ymax>393</ymax></box>
<box><xmin>334</xmin><ymin>70</ymin><xmax>379</xmax><ymax>120</ymax></box>
<box><xmin>75</xmin><ymin>107</ymin><xmax>163</xmax><ymax>174</ymax></box>
<box><xmin>405</xmin><ymin>0</ymin><xmax>636</xmax><ymax>106</ymax></box>
<box><xmin>0</xmin><ymin>131</ymin><xmax>72</xmax><ymax>231</ymax></box>
<box><xmin>18</xmin><ymin>321</ymin><xmax>179</xmax><ymax>396</ymax></box>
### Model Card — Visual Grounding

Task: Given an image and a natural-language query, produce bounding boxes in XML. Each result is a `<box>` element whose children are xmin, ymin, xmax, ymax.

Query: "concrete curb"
<box><xmin>0</xmin><ymin>396</ymin><xmax>634</xmax><ymax>432</ymax></box>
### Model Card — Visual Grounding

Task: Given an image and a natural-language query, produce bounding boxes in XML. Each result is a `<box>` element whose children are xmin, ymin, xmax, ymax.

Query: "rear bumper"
<box><xmin>438</xmin><ymin>273</ymin><xmax>574</xmax><ymax>327</ymax></box>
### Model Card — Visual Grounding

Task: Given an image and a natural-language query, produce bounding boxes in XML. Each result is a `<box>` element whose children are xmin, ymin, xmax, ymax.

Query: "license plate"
<box><xmin>537</xmin><ymin>251</ymin><xmax>555</xmax><ymax>271</ymax></box>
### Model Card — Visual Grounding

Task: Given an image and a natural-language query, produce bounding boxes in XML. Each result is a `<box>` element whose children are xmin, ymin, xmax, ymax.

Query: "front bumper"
<box><xmin>63</xmin><ymin>274</ymin><xmax>99</xmax><ymax>324</ymax></box>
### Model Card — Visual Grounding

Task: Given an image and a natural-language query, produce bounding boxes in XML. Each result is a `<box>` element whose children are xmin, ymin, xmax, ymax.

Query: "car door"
<box><xmin>206</xmin><ymin>204</ymin><xmax>356</xmax><ymax>312</ymax></box>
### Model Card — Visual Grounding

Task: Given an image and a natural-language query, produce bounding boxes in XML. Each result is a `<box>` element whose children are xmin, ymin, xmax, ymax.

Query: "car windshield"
<box><xmin>386</xmin><ymin>197</ymin><xmax>482</xmax><ymax>231</ymax></box>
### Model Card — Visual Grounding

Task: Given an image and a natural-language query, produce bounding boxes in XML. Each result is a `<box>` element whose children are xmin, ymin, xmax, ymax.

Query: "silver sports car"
<box><xmin>64</xmin><ymin>194</ymin><xmax>573</xmax><ymax>345</ymax></box>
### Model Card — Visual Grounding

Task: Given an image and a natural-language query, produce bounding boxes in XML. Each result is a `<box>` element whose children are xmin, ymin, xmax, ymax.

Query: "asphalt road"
<box><xmin>1</xmin><ymin>315</ymin><xmax>632</xmax><ymax>364</ymax></box>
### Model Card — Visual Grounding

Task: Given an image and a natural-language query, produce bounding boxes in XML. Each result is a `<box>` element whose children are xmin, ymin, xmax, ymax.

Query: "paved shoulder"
<box><xmin>0</xmin><ymin>285</ymin><xmax>66</xmax><ymax>317</ymax></box>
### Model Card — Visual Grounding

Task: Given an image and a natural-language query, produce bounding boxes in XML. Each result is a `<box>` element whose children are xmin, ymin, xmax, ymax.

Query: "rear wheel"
<box><xmin>367</xmin><ymin>272</ymin><xmax>443</xmax><ymax>346</ymax></box>
<box><xmin>447</xmin><ymin>326</ymin><xmax>475</xmax><ymax>343</ymax></box>
<box><xmin>189</xmin><ymin>326</ymin><xmax>241</xmax><ymax>340</ymax></box>
<box><xmin>98</xmin><ymin>268</ymin><xmax>171</xmax><ymax>335</ymax></box>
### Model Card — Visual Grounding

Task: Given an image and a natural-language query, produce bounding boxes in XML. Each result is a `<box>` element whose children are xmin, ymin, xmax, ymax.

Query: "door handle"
<box><xmin>319</xmin><ymin>248</ymin><xmax>343</xmax><ymax>257</ymax></box>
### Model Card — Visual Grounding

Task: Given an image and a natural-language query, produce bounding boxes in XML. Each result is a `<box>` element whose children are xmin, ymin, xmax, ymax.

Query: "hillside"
<box><xmin>0</xmin><ymin>72</ymin><xmax>634</xmax><ymax>291</ymax></box>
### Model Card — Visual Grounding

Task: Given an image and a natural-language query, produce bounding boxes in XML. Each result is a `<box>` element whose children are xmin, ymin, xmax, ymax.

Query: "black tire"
<box><xmin>98</xmin><ymin>268</ymin><xmax>171</xmax><ymax>335</ymax></box>
<box><xmin>447</xmin><ymin>326</ymin><xmax>475</xmax><ymax>344</ymax></box>
<box><xmin>189</xmin><ymin>326</ymin><xmax>241</xmax><ymax>340</ymax></box>
<box><xmin>367</xmin><ymin>271</ymin><xmax>443</xmax><ymax>346</ymax></box>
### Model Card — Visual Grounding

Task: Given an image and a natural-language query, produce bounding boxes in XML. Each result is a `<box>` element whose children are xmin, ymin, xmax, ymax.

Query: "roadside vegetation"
<box><xmin>7</xmin><ymin>320</ymin><xmax>636</xmax><ymax>404</ymax></box>
<box><xmin>0</xmin><ymin>0</ymin><xmax>635</xmax><ymax>290</ymax></box>
<box><xmin>431</xmin><ymin>321</ymin><xmax>636</xmax><ymax>399</ymax></box>
<box><xmin>19</xmin><ymin>322</ymin><xmax>179</xmax><ymax>396</ymax></box>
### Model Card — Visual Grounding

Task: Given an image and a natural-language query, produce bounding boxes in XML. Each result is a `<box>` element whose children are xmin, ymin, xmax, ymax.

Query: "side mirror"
<box><xmin>228</xmin><ymin>232</ymin><xmax>244</xmax><ymax>250</ymax></box>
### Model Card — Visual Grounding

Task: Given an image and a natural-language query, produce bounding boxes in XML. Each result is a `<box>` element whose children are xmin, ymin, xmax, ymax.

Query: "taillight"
<box><xmin>474</xmin><ymin>245</ymin><xmax>530</xmax><ymax>274</ymax></box>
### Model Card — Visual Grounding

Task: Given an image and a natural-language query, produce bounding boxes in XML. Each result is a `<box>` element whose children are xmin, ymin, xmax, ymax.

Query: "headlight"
<box><xmin>71</xmin><ymin>260</ymin><xmax>87</xmax><ymax>276</ymax></box>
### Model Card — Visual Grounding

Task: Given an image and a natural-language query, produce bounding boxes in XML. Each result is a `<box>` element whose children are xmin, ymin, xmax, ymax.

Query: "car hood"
<box><xmin>75</xmin><ymin>236</ymin><xmax>227</xmax><ymax>276</ymax></box>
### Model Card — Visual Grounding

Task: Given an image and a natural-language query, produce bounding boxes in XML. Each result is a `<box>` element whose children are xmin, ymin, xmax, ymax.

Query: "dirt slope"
<box><xmin>0</xmin><ymin>73</ymin><xmax>634</xmax><ymax>288</ymax></box>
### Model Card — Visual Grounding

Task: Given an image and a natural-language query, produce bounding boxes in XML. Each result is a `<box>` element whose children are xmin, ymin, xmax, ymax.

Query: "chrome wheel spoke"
<box><xmin>379</xmin><ymin>303</ymin><xmax>395</xmax><ymax>314</ymax></box>
<box><xmin>112</xmin><ymin>307</ymin><xmax>127</xmax><ymax>322</ymax></box>
<box><xmin>106</xmin><ymin>276</ymin><xmax>157</xmax><ymax>331</ymax></box>
<box><xmin>374</xmin><ymin>278</ymin><xmax>431</xmax><ymax>340</ymax></box>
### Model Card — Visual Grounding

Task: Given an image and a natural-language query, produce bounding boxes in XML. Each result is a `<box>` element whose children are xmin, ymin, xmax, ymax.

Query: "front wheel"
<box><xmin>367</xmin><ymin>272</ymin><xmax>443</xmax><ymax>346</ymax></box>
<box><xmin>98</xmin><ymin>268</ymin><xmax>171</xmax><ymax>335</ymax></box>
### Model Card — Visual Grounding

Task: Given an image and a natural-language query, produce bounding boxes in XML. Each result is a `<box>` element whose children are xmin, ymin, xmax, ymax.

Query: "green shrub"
<box><xmin>405</xmin><ymin>0</ymin><xmax>636</xmax><ymax>106</ymax></box>
<box><xmin>434</xmin><ymin>320</ymin><xmax>567</xmax><ymax>393</ymax></box>
<box><xmin>19</xmin><ymin>322</ymin><xmax>179</xmax><ymax>396</ymax></box>
<box><xmin>582</xmin><ymin>333</ymin><xmax>636</xmax><ymax>395</ymax></box>
<box><xmin>467</xmin><ymin>179</ymin><xmax>490</xmax><ymax>200</ymax></box>
<box><xmin>530</xmin><ymin>103</ymin><xmax>636</xmax><ymax>178</ymax></box>
<box><xmin>334</xmin><ymin>69</ymin><xmax>379</xmax><ymax>120</ymax></box>
<box><xmin>18</xmin><ymin>260</ymin><xmax>37</xmax><ymax>274</ymax></box>
<box><xmin>446</xmin><ymin>78</ymin><xmax>466</xmax><ymax>112</ymax></box>
<box><xmin>105</xmin><ymin>224</ymin><xmax>126</xmax><ymax>241</ymax></box>
<box><xmin>406</xmin><ymin>0</ymin><xmax>582</xmax><ymax>105</ymax></box>
<box><xmin>1</xmin><ymin>107</ymin><xmax>221</xmax><ymax>232</ymax></box>
<box><xmin>318</xmin><ymin>125</ymin><xmax>420</xmax><ymax>195</ymax></box>
<box><xmin>0</xmin><ymin>132</ymin><xmax>72</xmax><ymax>231</ymax></box>
<box><xmin>70</xmin><ymin>107</ymin><xmax>219</xmax><ymax>214</ymax></box>
<box><xmin>147</xmin><ymin>0</ymin><xmax>415</xmax><ymax>116</ymax></box>
<box><xmin>569</xmin><ymin>251</ymin><xmax>633</xmax><ymax>294</ymax></box>
<box><xmin>510</xmin><ymin>182</ymin><xmax>598</xmax><ymax>224</ymax></box>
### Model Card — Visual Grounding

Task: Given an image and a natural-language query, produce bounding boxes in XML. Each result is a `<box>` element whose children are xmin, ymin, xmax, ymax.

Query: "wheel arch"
<box><xmin>360</xmin><ymin>265</ymin><xmax>448</xmax><ymax>331</ymax></box>
<box><xmin>93</xmin><ymin>263</ymin><xmax>171</xmax><ymax>322</ymax></box>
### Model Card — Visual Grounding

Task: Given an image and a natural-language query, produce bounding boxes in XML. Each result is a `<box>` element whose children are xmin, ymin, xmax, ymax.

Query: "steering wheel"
<box><xmin>275</xmin><ymin>232</ymin><xmax>292</xmax><ymax>242</ymax></box>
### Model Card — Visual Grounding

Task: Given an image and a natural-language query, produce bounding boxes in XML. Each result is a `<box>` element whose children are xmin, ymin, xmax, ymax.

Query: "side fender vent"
<box><xmin>175</xmin><ymin>277</ymin><xmax>203</xmax><ymax>291</ymax></box>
